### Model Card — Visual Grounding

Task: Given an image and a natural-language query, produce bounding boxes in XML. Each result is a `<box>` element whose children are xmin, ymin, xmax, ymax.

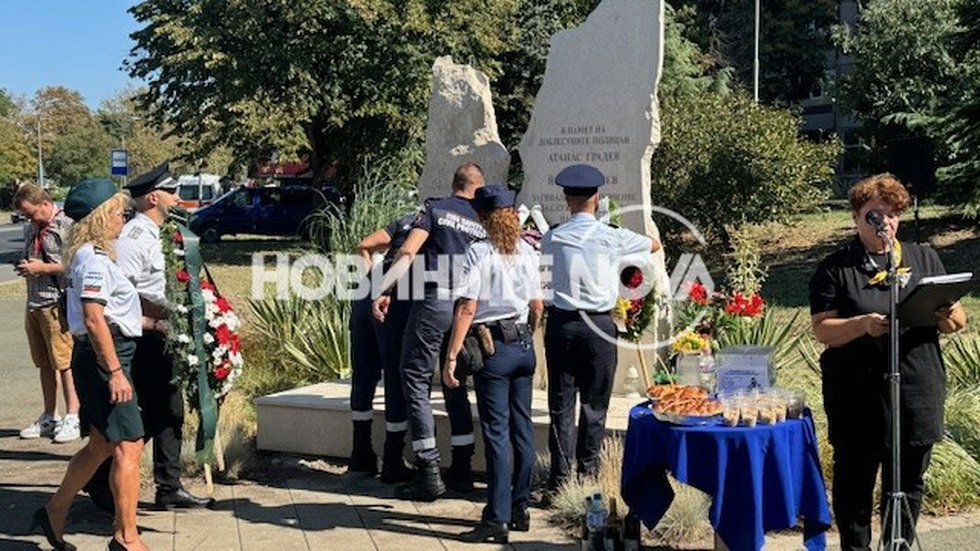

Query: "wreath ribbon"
<box><xmin>179</xmin><ymin>224</ymin><xmax>219</xmax><ymax>464</ymax></box>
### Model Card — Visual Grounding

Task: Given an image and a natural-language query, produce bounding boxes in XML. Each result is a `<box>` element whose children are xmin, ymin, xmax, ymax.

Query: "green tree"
<box><xmin>0</xmin><ymin>88</ymin><xmax>15</xmax><ymax>118</ymax></box>
<box><xmin>127</xmin><ymin>0</ymin><xmax>520</xmax><ymax>186</ymax></box>
<box><xmin>651</xmin><ymin>93</ymin><xmax>839</xmax><ymax>244</ymax></box>
<box><xmin>674</xmin><ymin>0</ymin><xmax>836</xmax><ymax>104</ymax></box>
<box><xmin>0</xmin><ymin>119</ymin><xmax>34</xmax><ymax>184</ymax></box>
<box><xmin>833</xmin><ymin>0</ymin><xmax>961</xmax><ymax>132</ymax></box>
<box><xmin>27</xmin><ymin>87</ymin><xmax>97</xmax><ymax>158</ymax></box>
<box><xmin>930</xmin><ymin>0</ymin><xmax>980</xmax><ymax>214</ymax></box>
<box><xmin>46</xmin><ymin>123</ymin><xmax>115</xmax><ymax>186</ymax></box>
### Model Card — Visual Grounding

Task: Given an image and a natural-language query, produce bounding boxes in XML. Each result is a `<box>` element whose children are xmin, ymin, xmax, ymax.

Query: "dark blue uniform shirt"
<box><xmin>411</xmin><ymin>196</ymin><xmax>487</xmax><ymax>290</ymax></box>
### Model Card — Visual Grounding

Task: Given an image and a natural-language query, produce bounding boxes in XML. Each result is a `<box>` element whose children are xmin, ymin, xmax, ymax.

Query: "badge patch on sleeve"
<box><xmin>82</xmin><ymin>272</ymin><xmax>105</xmax><ymax>295</ymax></box>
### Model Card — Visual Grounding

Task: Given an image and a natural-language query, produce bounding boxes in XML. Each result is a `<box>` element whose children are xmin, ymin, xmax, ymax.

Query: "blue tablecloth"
<box><xmin>621</xmin><ymin>404</ymin><xmax>832</xmax><ymax>551</ymax></box>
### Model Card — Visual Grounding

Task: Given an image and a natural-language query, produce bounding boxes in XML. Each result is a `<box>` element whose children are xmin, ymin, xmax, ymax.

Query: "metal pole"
<box><xmin>36</xmin><ymin>114</ymin><xmax>44</xmax><ymax>186</ymax></box>
<box><xmin>754</xmin><ymin>0</ymin><xmax>760</xmax><ymax>103</ymax></box>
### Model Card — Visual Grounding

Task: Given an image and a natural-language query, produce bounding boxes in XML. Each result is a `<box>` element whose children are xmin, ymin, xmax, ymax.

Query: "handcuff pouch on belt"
<box><xmin>460</xmin><ymin>318</ymin><xmax>530</xmax><ymax>374</ymax></box>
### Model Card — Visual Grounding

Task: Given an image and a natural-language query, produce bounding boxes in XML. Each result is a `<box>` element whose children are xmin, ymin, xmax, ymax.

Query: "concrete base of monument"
<box><xmin>255</xmin><ymin>378</ymin><xmax>642</xmax><ymax>473</ymax></box>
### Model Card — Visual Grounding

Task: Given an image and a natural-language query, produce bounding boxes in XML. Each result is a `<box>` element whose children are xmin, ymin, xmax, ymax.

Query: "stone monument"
<box><xmin>417</xmin><ymin>56</ymin><xmax>510</xmax><ymax>200</ymax></box>
<box><xmin>518</xmin><ymin>0</ymin><xmax>671</xmax><ymax>392</ymax></box>
<box><xmin>517</xmin><ymin>0</ymin><xmax>664</xmax><ymax>237</ymax></box>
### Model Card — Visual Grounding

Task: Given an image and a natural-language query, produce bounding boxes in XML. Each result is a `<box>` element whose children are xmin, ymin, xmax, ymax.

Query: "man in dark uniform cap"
<box><xmin>541</xmin><ymin>164</ymin><xmax>660</xmax><ymax>492</ymax></box>
<box><xmin>85</xmin><ymin>162</ymin><xmax>215</xmax><ymax>511</ymax></box>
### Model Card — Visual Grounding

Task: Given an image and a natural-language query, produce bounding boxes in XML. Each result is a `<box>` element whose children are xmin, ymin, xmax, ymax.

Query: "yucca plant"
<box><xmin>282</xmin><ymin>297</ymin><xmax>352</xmax><ymax>380</ymax></box>
<box><xmin>716</xmin><ymin>307</ymin><xmax>807</xmax><ymax>375</ymax></box>
<box><xmin>945</xmin><ymin>387</ymin><xmax>980</xmax><ymax>461</ymax></box>
<box><xmin>943</xmin><ymin>331</ymin><xmax>980</xmax><ymax>390</ymax></box>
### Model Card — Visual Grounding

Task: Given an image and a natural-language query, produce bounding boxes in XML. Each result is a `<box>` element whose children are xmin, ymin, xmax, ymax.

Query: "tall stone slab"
<box><xmin>518</xmin><ymin>0</ymin><xmax>670</xmax><ymax>394</ymax></box>
<box><xmin>517</xmin><ymin>0</ymin><xmax>664</xmax><ymax>237</ymax></box>
<box><xmin>417</xmin><ymin>56</ymin><xmax>510</xmax><ymax>200</ymax></box>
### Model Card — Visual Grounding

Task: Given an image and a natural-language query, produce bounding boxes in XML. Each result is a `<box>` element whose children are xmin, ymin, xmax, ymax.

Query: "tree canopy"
<box><xmin>127</xmin><ymin>0</ymin><xmax>520</xmax><ymax>184</ymax></box>
<box><xmin>673</xmin><ymin>0</ymin><xmax>836</xmax><ymax>104</ymax></box>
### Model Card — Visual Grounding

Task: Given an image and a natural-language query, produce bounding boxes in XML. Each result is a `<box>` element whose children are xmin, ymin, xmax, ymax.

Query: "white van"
<box><xmin>176</xmin><ymin>174</ymin><xmax>223</xmax><ymax>212</ymax></box>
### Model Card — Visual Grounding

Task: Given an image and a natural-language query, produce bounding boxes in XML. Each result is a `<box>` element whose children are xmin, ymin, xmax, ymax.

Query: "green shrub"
<box><xmin>650</xmin><ymin>93</ymin><xmax>840</xmax><ymax>245</ymax></box>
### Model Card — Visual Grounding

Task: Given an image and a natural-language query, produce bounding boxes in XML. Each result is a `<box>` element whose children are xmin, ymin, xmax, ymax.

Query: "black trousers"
<box><xmin>132</xmin><ymin>331</ymin><xmax>184</xmax><ymax>492</ymax></box>
<box><xmin>832</xmin><ymin>439</ymin><xmax>933</xmax><ymax>551</ymax></box>
<box><xmin>544</xmin><ymin>309</ymin><xmax>617</xmax><ymax>488</ymax></box>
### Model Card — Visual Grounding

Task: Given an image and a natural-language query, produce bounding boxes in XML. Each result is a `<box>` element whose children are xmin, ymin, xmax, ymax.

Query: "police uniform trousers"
<box><xmin>132</xmin><ymin>330</ymin><xmax>185</xmax><ymax>492</ymax></box>
<box><xmin>473</xmin><ymin>329</ymin><xmax>535</xmax><ymax>525</ymax></box>
<box><xmin>350</xmin><ymin>296</ymin><xmax>409</xmax><ymax>428</ymax></box>
<box><xmin>400</xmin><ymin>289</ymin><xmax>473</xmax><ymax>462</ymax></box>
<box><xmin>544</xmin><ymin>308</ymin><xmax>617</xmax><ymax>487</ymax></box>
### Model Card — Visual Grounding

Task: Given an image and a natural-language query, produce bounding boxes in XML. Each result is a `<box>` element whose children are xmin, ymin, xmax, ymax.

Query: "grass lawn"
<box><xmin>751</xmin><ymin>204</ymin><xmax>980</xmax><ymax>324</ymax></box>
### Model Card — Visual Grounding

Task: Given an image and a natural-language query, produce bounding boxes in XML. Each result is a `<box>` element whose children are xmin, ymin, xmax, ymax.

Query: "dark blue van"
<box><xmin>189</xmin><ymin>185</ymin><xmax>341</xmax><ymax>243</ymax></box>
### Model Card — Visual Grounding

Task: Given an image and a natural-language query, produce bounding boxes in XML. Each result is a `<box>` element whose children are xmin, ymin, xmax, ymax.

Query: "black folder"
<box><xmin>899</xmin><ymin>273</ymin><xmax>980</xmax><ymax>326</ymax></box>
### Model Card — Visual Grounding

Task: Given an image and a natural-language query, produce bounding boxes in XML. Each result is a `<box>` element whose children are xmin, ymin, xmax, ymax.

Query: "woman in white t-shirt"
<box><xmin>443</xmin><ymin>185</ymin><xmax>544</xmax><ymax>543</ymax></box>
<box><xmin>31</xmin><ymin>179</ymin><xmax>148</xmax><ymax>551</ymax></box>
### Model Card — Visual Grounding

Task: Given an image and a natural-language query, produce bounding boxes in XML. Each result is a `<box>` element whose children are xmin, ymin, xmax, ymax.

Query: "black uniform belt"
<box><xmin>471</xmin><ymin>317</ymin><xmax>528</xmax><ymax>343</ymax></box>
<box><xmin>547</xmin><ymin>306</ymin><xmax>612</xmax><ymax>316</ymax></box>
<box><xmin>75</xmin><ymin>323</ymin><xmax>125</xmax><ymax>342</ymax></box>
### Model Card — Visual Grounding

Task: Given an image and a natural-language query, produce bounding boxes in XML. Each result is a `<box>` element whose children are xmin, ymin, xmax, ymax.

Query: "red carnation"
<box><xmin>201</xmin><ymin>280</ymin><xmax>215</xmax><ymax>291</ymax></box>
<box><xmin>620</xmin><ymin>266</ymin><xmax>644</xmax><ymax>289</ymax></box>
<box><xmin>725</xmin><ymin>292</ymin><xmax>765</xmax><ymax>317</ymax></box>
<box><xmin>213</xmin><ymin>365</ymin><xmax>231</xmax><ymax>381</ymax></box>
<box><xmin>688</xmin><ymin>282</ymin><xmax>710</xmax><ymax>304</ymax></box>
<box><xmin>216</xmin><ymin>296</ymin><xmax>232</xmax><ymax>313</ymax></box>
<box><xmin>229</xmin><ymin>335</ymin><xmax>241</xmax><ymax>354</ymax></box>
<box><xmin>215</xmin><ymin>324</ymin><xmax>232</xmax><ymax>345</ymax></box>
<box><xmin>174</xmin><ymin>231</ymin><xmax>184</xmax><ymax>244</ymax></box>
<box><xmin>176</xmin><ymin>270</ymin><xmax>191</xmax><ymax>283</ymax></box>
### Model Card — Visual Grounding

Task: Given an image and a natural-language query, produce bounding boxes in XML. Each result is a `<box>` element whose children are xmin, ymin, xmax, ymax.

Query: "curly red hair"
<box><xmin>848</xmin><ymin>173</ymin><xmax>911</xmax><ymax>213</ymax></box>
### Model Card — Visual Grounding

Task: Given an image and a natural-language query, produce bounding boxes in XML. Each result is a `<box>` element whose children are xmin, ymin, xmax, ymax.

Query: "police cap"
<box><xmin>473</xmin><ymin>185</ymin><xmax>516</xmax><ymax>212</ymax></box>
<box><xmin>555</xmin><ymin>164</ymin><xmax>605</xmax><ymax>196</ymax></box>
<box><xmin>125</xmin><ymin>162</ymin><xmax>178</xmax><ymax>198</ymax></box>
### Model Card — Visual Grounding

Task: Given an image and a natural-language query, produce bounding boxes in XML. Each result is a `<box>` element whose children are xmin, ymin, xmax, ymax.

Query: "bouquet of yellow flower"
<box><xmin>672</xmin><ymin>331</ymin><xmax>710</xmax><ymax>355</ymax></box>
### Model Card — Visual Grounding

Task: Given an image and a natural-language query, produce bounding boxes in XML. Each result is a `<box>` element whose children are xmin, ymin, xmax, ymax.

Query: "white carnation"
<box><xmin>187</xmin><ymin>354</ymin><xmax>199</xmax><ymax>366</ymax></box>
<box><xmin>177</xmin><ymin>334</ymin><xmax>192</xmax><ymax>344</ymax></box>
<box><xmin>203</xmin><ymin>333</ymin><xmax>214</xmax><ymax>344</ymax></box>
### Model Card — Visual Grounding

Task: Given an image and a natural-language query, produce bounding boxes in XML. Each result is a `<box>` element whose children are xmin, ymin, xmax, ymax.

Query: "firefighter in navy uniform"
<box><xmin>541</xmin><ymin>164</ymin><xmax>660</xmax><ymax>493</ymax></box>
<box><xmin>347</xmin><ymin>212</ymin><xmax>417</xmax><ymax>483</ymax></box>
<box><xmin>85</xmin><ymin>163</ymin><xmax>215</xmax><ymax>512</ymax></box>
<box><xmin>373</xmin><ymin>163</ymin><xmax>486</xmax><ymax>501</ymax></box>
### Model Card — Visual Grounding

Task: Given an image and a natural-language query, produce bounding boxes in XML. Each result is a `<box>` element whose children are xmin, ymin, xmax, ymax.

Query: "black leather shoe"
<box><xmin>155</xmin><ymin>488</ymin><xmax>215</xmax><ymax>510</ymax></box>
<box><xmin>510</xmin><ymin>507</ymin><xmax>530</xmax><ymax>532</ymax></box>
<box><xmin>30</xmin><ymin>507</ymin><xmax>76</xmax><ymax>551</ymax></box>
<box><xmin>107</xmin><ymin>537</ymin><xmax>126</xmax><ymax>551</ymax></box>
<box><xmin>459</xmin><ymin>521</ymin><xmax>509</xmax><ymax>543</ymax></box>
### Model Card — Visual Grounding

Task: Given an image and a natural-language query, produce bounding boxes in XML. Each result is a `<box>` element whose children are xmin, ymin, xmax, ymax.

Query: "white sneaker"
<box><xmin>53</xmin><ymin>414</ymin><xmax>81</xmax><ymax>443</ymax></box>
<box><xmin>19</xmin><ymin>414</ymin><xmax>60</xmax><ymax>439</ymax></box>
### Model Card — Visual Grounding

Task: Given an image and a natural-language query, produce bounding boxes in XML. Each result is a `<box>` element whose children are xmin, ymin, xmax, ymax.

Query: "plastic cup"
<box><xmin>786</xmin><ymin>389</ymin><xmax>806</xmax><ymax>419</ymax></box>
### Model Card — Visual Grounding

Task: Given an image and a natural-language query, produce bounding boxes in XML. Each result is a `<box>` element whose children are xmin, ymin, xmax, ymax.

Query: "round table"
<box><xmin>621</xmin><ymin>403</ymin><xmax>832</xmax><ymax>551</ymax></box>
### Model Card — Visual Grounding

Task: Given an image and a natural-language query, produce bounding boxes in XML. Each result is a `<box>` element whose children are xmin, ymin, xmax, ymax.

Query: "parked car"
<box><xmin>188</xmin><ymin>185</ymin><xmax>342</xmax><ymax>243</ymax></box>
<box><xmin>176</xmin><ymin>174</ymin><xmax>223</xmax><ymax>212</ymax></box>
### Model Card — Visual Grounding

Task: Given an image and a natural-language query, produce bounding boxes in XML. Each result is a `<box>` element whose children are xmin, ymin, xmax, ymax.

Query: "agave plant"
<box><xmin>942</xmin><ymin>331</ymin><xmax>980</xmax><ymax>390</ymax></box>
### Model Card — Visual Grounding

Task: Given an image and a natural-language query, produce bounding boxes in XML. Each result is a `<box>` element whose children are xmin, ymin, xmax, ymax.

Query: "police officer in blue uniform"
<box><xmin>443</xmin><ymin>185</ymin><xmax>544</xmax><ymax>543</ymax></box>
<box><xmin>541</xmin><ymin>164</ymin><xmax>660</xmax><ymax>492</ymax></box>
<box><xmin>373</xmin><ymin>163</ymin><xmax>486</xmax><ymax>501</ymax></box>
<box><xmin>348</xmin><ymin>212</ymin><xmax>417</xmax><ymax>483</ymax></box>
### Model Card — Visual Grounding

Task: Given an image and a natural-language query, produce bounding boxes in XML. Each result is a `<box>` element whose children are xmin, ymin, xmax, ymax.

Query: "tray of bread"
<box><xmin>646</xmin><ymin>384</ymin><xmax>708</xmax><ymax>402</ymax></box>
<box><xmin>648</xmin><ymin>385</ymin><xmax>722</xmax><ymax>426</ymax></box>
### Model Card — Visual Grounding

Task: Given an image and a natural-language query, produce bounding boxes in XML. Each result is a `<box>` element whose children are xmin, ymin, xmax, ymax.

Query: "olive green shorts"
<box><xmin>72</xmin><ymin>334</ymin><xmax>144</xmax><ymax>443</ymax></box>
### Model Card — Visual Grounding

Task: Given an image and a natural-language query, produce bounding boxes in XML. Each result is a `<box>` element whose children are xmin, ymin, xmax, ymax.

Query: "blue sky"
<box><xmin>0</xmin><ymin>1</ymin><xmax>140</xmax><ymax>109</ymax></box>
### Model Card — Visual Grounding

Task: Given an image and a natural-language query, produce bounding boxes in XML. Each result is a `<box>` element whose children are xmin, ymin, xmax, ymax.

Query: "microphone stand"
<box><xmin>880</xmin><ymin>233</ymin><xmax>921</xmax><ymax>551</ymax></box>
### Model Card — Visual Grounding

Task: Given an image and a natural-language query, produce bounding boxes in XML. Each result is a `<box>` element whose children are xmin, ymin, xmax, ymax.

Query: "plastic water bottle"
<box><xmin>699</xmin><ymin>348</ymin><xmax>716</xmax><ymax>394</ymax></box>
<box><xmin>587</xmin><ymin>492</ymin><xmax>608</xmax><ymax>551</ymax></box>
<box><xmin>622</xmin><ymin>366</ymin><xmax>642</xmax><ymax>398</ymax></box>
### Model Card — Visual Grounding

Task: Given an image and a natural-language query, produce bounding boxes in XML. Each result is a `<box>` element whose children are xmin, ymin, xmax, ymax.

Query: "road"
<box><xmin>0</xmin><ymin>222</ymin><xmax>25</xmax><ymax>284</ymax></box>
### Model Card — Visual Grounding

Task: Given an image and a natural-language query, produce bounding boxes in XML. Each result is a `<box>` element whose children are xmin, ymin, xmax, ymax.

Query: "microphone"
<box><xmin>865</xmin><ymin>209</ymin><xmax>887</xmax><ymax>235</ymax></box>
